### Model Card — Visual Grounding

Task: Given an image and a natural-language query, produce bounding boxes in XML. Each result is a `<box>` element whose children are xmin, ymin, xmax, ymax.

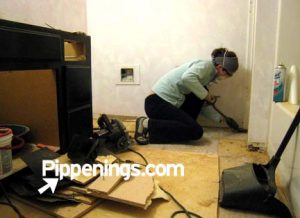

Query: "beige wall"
<box><xmin>276</xmin><ymin>1</ymin><xmax>300</xmax><ymax>69</ymax></box>
<box><xmin>87</xmin><ymin>0</ymin><xmax>250</xmax><ymax>127</ymax></box>
<box><xmin>0</xmin><ymin>0</ymin><xmax>87</xmax><ymax>32</ymax></box>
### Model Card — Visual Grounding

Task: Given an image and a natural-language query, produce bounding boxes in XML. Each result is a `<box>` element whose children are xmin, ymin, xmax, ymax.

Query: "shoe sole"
<box><xmin>134</xmin><ymin>117</ymin><xmax>148</xmax><ymax>145</ymax></box>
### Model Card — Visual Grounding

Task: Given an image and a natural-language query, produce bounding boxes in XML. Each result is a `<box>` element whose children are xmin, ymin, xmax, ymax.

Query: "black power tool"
<box><xmin>94</xmin><ymin>114</ymin><xmax>131</xmax><ymax>153</ymax></box>
<box><xmin>68</xmin><ymin>114</ymin><xmax>131</xmax><ymax>165</ymax></box>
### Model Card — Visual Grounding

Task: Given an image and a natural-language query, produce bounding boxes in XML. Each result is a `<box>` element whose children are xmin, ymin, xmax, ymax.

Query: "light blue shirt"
<box><xmin>152</xmin><ymin>59</ymin><xmax>223</xmax><ymax>123</ymax></box>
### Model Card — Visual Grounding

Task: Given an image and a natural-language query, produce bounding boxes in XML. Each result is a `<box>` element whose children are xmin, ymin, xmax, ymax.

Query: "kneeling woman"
<box><xmin>135</xmin><ymin>48</ymin><xmax>239</xmax><ymax>145</ymax></box>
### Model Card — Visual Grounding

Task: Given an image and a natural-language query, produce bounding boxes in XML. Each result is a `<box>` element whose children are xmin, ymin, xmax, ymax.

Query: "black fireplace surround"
<box><xmin>0</xmin><ymin>19</ymin><xmax>93</xmax><ymax>153</ymax></box>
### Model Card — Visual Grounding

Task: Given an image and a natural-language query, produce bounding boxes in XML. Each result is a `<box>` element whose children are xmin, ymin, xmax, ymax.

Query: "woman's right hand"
<box><xmin>205</xmin><ymin>93</ymin><xmax>216</xmax><ymax>104</ymax></box>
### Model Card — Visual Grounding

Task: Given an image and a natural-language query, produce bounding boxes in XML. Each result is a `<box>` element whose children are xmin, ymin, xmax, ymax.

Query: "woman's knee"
<box><xmin>145</xmin><ymin>94</ymin><xmax>160</xmax><ymax>118</ymax></box>
<box><xmin>189</xmin><ymin>124</ymin><xmax>203</xmax><ymax>140</ymax></box>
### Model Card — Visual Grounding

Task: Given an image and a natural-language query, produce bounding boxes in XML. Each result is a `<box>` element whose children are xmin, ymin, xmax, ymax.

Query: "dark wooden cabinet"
<box><xmin>0</xmin><ymin>28</ymin><xmax>62</xmax><ymax>61</ymax></box>
<box><xmin>64</xmin><ymin>66</ymin><xmax>92</xmax><ymax>108</ymax></box>
<box><xmin>0</xmin><ymin>19</ymin><xmax>93</xmax><ymax>153</ymax></box>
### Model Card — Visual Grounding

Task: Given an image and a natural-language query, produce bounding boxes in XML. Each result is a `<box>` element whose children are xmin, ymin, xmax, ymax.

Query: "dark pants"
<box><xmin>145</xmin><ymin>93</ymin><xmax>205</xmax><ymax>143</ymax></box>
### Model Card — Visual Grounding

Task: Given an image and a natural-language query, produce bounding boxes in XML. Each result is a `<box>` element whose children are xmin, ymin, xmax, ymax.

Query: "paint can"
<box><xmin>273</xmin><ymin>64</ymin><xmax>287</xmax><ymax>102</ymax></box>
<box><xmin>0</xmin><ymin>128</ymin><xmax>13</xmax><ymax>179</ymax></box>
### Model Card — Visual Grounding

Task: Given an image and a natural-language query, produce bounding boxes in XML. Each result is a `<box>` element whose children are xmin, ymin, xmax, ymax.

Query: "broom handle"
<box><xmin>212</xmin><ymin>104</ymin><xmax>228</xmax><ymax>119</ymax></box>
<box><xmin>269</xmin><ymin>107</ymin><xmax>300</xmax><ymax>168</ymax></box>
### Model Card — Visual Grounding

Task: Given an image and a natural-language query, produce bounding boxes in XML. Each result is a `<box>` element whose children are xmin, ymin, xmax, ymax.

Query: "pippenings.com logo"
<box><xmin>38</xmin><ymin>160</ymin><xmax>185</xmax><ymax>194</ymax></box>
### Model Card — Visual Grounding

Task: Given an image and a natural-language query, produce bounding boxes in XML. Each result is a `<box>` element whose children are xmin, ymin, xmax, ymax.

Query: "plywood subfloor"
<box><xmin>92</xmin><ymin>118</ymin><xmax>291</xmax><ymax>217</ymax></box>
<box><xmin>1</xmin><ymin>123</ymin><xmax>291</xmax><ymax>218</ymax></box>
<box><xmin>84</xmin><ymin>146</ymin><xmax>219</xmax><ymax>218</ymax></box>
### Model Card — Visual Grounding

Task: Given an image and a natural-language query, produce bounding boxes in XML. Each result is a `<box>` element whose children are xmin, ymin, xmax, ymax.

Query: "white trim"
<box><xmin>267</xmin><ymin>0</ymin><xmax>282</xmax><ymax>146</ymax></box>
<box><xmin>245</xmin><ymin>0</ymin><xmax>257</xmax><ymax>133</ymax></box>
<box><xmin>245</xmin><ymin>0</ymin><xmax>257</xmax><ymax>73</ymax></box>
<box><xmin>274</xmin><ymin>0</ymin><xmax>282</xmax><ymax>67</ymax></box>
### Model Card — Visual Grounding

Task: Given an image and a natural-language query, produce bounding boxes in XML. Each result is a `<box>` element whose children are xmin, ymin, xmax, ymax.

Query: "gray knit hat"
<box><xmin>214</xmin><ymin>55</ymin><xmax>239</xmax><ymax>75</ymax></box>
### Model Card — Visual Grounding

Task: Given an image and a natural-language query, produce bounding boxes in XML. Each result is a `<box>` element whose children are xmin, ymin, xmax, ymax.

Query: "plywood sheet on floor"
<box><xmin>84</xmin><ymin>146</ymin><xmax>219</xmax><ymax>218</ymax></box>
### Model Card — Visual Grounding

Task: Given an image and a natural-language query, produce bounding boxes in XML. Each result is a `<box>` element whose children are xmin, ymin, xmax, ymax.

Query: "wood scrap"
<box><xmin>55</xmin><ymin>189</ymin><xmax>97</xmax><ymax>205</ymax></box>
<box><xmin>87</xmin><ymin>170</ymin><xmax>123</xmax><ymax>194</ymax></box>
<box><xmin>12</xmin><ymin>157</ymin><xmax>27</xmax><ymax>174</ymax></box>
<box><xmin>144</xmin><ymin>179</ymin><xmax>170</xmax><ymax>209</ymax></box>
<box><xmin>98</xmin><ymin>175</ymin><xmax>154</xmax><ymax>209</ymax></box>
<box><xmin>95</xmin><ymin>155</ymin><xmax>117</xmax><ymax>164</ymax></box>
<box><xmin>150</xmin><ymin>180</ymin><xmax>170</xmax><ymax>201</ymax></box>
<box><xmin>52</xmin><ymin>154</ymin><xmax>117</xmax><ymax>185</ymax></box>
<box><xmin>67</xmin><ymin>186</ymin><xmax>93</xmax><ymax>195</ymax></box>
<box><xmin>53</xmin><ymin>154</ymin><xmax>100</xmax><ymax>185</ymax></box>
<box><xmin>68</xmin><ymin>175</ymin><xmax>155</xmax><ymax>209</ymax></box>
<box><xmin>10</xmin><ymin>194</ymin><xmax>102</xmax><ymax>218</ymax></box>
<box><xmin>36</xmin><ymin>143</ymin><xmax>60</xmax><ymax>152</ymax></box>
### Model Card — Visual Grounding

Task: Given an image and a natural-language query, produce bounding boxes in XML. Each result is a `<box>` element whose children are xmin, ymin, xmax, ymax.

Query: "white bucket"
<box><xmin>0</xmin><ymin>128</ymin><xmax>13</xmax><ymax>179</ymax></box>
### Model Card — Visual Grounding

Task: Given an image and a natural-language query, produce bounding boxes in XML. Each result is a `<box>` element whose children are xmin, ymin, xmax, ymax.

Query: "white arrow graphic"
<box><xmin>38</xmin><ymin>178</ymin><xmax>59</xmax><ymax>194</ymax></box>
